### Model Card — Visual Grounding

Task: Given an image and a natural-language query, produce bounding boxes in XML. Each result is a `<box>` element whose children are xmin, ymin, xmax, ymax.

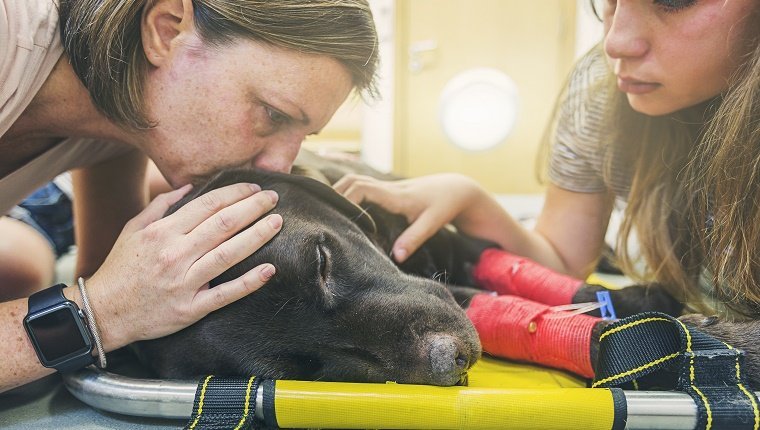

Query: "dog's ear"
<box><xmin>360</xmin><ymin>204</ymin><xmax>405</xmax><ymax>253</ymax></box>
<box><xmin>279</xmin><ymin>173</ymin><xmax>378</xmax><ymax>235</ymax></box>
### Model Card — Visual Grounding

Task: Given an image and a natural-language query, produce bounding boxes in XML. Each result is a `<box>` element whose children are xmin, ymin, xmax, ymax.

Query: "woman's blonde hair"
<box><xmin>542</xmin><ymin>8</ymin><xmax>760</xmax><ymax>314</ymax></box>
<box><xmin>59</xmin><ymin>0</ymin><xmax>379</xmax><ymax>130</ymax></box>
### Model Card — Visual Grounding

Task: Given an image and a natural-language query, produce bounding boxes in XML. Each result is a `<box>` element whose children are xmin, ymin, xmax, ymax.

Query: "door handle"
<box><xmin>408</xmin><ymin>40</ymin><xmax>438</xmax><ymax>73</ymax></box>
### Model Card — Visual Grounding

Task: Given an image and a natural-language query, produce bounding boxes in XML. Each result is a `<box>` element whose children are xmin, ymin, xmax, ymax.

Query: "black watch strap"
<box><xmin>55</xmin><ymin>351</ymin><xmax>95</xmax><ymax>373</ymax></box>
<box><xmin>28</xmin><ymin>283</ymin><xmax>68</xmax><ymax>313</ymax></box>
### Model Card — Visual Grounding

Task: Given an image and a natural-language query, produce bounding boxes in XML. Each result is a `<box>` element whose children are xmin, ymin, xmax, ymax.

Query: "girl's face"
<box><xmin>602</xmin><ymin>0</ymin><xmax>756</xmax><ymax>116</ymax></box>
<box><xmin>142</xmin><ymin>35</ymin><xmax>353</xmax><ymax>187</ymax></box>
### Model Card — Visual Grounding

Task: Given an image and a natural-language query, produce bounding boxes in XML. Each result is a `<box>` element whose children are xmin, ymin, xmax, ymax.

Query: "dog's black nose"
<box><xmin>428</xmin><ymin>334</ymin><xmax>472</xmax><ymax>386</ymax></box>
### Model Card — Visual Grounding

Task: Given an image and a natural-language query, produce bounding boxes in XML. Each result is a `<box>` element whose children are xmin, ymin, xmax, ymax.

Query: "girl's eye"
<box><xmin>654</xmin><ymin>0</ymin><xmax>697</xmax><ymax>12</ymax></box>
<box><xmin>594</xmin><ymin>0</ymin><xmax>615</xmax><ymax>19</ymax></box>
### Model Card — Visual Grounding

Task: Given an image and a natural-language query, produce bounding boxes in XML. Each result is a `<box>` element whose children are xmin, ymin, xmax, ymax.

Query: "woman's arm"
<box><xmin>2</xmin><ymin>154</ymin><xmax>283</xmax><ymax>393</ymax></box>
<box><xmin>0</xmin><ymin>286</ymin><xmax>88</xmax><ymax>392</ymax></box>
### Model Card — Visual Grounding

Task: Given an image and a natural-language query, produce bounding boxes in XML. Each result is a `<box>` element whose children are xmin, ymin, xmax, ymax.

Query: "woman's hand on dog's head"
<box><xmin>80</xmin><ymin>182</ymin><xmax>282</xmax><ymax>351</ymax></box>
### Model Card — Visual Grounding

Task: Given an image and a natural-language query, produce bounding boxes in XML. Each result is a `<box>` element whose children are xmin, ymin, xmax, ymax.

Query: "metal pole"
<box><xmin>61</xmin><ymin>367</ymin><xmax>727</xmax><ymax>429</ymax></box>
<box><xmin>623</xmin><ymin>391</ymin><xmax>697</xmax><ymax>430</ymax></box>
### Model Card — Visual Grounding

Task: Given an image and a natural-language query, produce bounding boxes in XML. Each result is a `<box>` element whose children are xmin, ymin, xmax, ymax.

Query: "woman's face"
<box><xmin>602</xmin><ymin>0</ymin><xmax>756</xmax><ymax>116</ymax></box>
<box><xmin>142</xmin><ymin>35</ymin><xmax>353</xmax><ymax>186</ymax></box>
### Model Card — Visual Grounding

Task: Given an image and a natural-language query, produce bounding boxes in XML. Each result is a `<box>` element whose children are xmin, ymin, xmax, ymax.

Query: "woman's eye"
<box><xmin>265</xmin><ymin>106</ymin><xmax>289</xmax><ymax>125</ymax></box>
<box><xmin>654</xmin><ymin>0</ymin><xmax>697</xmax><ymax>12</ymax></box>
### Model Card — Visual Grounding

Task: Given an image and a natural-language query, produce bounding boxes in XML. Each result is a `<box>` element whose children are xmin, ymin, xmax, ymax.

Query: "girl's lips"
<box><xmin>617</xmin><ymin>77</ymin><xmax>661</xmax><ymax>94</ymax></box>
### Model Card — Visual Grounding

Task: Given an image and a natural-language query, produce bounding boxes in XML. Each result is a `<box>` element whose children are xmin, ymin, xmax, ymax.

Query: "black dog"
<box><xmin>133</xmin><ymin>160</ymin><xmax>684</xmax><ymax>385</ymax></box>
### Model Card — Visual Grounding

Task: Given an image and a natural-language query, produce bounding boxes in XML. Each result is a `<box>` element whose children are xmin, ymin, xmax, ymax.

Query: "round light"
<box><xmin>438</xmin><ymin>68</ymin><xmax>519</xmax><ymax>151</ymax></box>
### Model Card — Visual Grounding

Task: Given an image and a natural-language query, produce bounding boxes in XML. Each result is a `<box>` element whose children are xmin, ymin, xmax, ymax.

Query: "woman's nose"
<box><xmin>604</xmin><ymin>1</ymin><xmax>650</xmax><ymax>60</ymax></box>
<box><xmin>251</xmin><ymin>135</ymin><xmax>305</xmax><ymax>173</ymax></box>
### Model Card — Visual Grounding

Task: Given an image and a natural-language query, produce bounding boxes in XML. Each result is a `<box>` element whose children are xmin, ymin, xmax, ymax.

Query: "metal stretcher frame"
<box><xmin>62</xmin><ymin>366</ymin><xmax>732</xmax><ymax>430</ymax></box>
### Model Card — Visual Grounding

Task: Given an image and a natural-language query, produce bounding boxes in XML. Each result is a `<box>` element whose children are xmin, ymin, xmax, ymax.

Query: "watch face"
<box><xmin>24</xmin><ymin>303</ymin><xmax>91</xmax><ymax>365</ymax></box>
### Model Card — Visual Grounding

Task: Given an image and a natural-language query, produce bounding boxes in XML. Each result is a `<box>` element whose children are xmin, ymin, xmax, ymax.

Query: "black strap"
<box><xmin>609</xmin><ymin>388</ymin><xmax>627</xmax><ymax>430</ymax></box>
<box><xmin>28</xmin><ymin>283</ymin><xmax>68</xmax><ymax>313</ymax></box>
<box><xmin>261</xmin><ymin>379</ymin><xmax>277</xmax><ymax>429</ymax></box>
<box><xmin>185</xmin><ymin>376</ymin><xmax>261</xmax><ymax>430</ymax></box>
<box><xmin>593</xmin><ymin>312</ymin><xmax>760</xmax><ymax>430</ymax></box>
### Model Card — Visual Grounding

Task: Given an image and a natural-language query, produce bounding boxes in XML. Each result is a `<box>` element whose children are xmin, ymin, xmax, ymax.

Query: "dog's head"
<box><xmin>135</xmin><ymin>169</ymin><xmax>481</xmax><ymax>386</ymax></box>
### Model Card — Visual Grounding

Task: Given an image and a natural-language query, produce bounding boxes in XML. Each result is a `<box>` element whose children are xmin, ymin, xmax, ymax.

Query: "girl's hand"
<box><xmin>83</xmin><ymin>182</ymin><xmax>282</xmax><ymax>350</ymax></box>
<box><xmin>334</xmin><ymin>173</ymin><xmax>484</xmax><ymax>262</ymax></box>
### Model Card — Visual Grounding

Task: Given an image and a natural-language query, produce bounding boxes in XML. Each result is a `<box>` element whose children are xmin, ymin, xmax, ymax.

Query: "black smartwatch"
<box><xmin>23</xmin><ymin>283</ymin><xmax>95</xmax><ymax>373</ymax></box>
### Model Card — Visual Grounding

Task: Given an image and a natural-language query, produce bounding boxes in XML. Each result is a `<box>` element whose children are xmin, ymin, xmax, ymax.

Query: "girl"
<box><xmin>335</xmin><ymin>0</ymin><xmax>760</xmax><ymax>377</ymax></box>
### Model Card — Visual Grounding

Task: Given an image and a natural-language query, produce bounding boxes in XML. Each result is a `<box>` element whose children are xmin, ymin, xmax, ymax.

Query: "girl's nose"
<box><xmin>604</xmin><ymin>1</ymin><xmax>650</xmax><ymax>61</ymax></box>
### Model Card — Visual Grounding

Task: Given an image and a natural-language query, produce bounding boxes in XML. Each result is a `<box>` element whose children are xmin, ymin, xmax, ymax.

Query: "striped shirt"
<box><xmin>548</xmin><ymin>48</ymin><xmax>633</xmax><ymax>199</ymax></box>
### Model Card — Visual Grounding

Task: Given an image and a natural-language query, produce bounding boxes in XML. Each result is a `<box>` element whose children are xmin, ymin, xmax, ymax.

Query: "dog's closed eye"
<box><xmin>318</xmin><ymin>243</ymin><xmax>329</xmax><ymax>287</ymax></box>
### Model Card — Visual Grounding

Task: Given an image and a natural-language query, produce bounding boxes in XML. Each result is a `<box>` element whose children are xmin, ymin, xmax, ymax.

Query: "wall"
<box><xmin>306</xmin><ymin>1</ymin><xmax>605</xmax><ymax>194</ymax></box>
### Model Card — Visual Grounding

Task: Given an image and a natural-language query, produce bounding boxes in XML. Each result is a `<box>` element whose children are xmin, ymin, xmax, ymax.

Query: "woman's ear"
<box><xmin>141</xmin><ymin>0</ymin><xmax>195</xmax><ymax>67</ymax></box>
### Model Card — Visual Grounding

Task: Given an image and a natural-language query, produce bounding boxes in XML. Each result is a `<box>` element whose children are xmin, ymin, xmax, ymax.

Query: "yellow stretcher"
<box><xmin>62</xmin><ymin>275</ymin><xmax>723</xmax><ymax>429</ymax></box>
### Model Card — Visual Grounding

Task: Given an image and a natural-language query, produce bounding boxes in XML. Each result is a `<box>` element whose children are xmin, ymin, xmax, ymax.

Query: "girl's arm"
<box><xmin>533</xmin><ymin>184</ymin><xmax>615</xmax><ymax>279</ymax></box>
<box><xmin>72</xmin><ymin>148</ymin><xmax>148</xmax><ymax>277</ymax></box>
<box><xmin>335</xmin><ymin>173</ymin><xmax>613</xmax><ymax>279</ymax></box>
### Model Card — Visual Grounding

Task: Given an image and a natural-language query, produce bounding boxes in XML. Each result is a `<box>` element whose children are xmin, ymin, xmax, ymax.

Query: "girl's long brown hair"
<box><xmin>612</xmin><ymin>78</ymin><xmax>712</xmax><ymax>312</ymax></box>
<box><xmin>684</xmin><ymin>40</ymin><xmax>760</xmax><ymax>314</ymax></box>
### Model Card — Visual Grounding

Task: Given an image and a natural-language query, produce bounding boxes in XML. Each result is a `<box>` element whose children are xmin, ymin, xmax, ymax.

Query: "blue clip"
<box><xmin>595</xmin><ymin>290</ymin><xmax>617</xmax><ymax>320</ymax></box>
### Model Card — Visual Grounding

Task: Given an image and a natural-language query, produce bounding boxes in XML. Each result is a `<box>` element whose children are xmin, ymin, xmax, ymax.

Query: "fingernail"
<box><xmin>267</xmin><ymin>214</ymin><xmax>282</xmax><ymax>229</ymax></box>
<box><xmin>263</xmin><ymin>190</ymin><xmax>279</xmax><ymax>204</ymax></box>
<box><xmin>260</xmin><ymin>264</ymin><xmax>276</xmax><ymax>280</ymax></box>
<box><xmin>393</xmin><ymin>247</ymin><xmax>407</xmax><ymax>262</ymax></box>
<box><xmin>249</xmin><ymin>183</ymin><xmax>262</xmax><ymax>192</ymax></box>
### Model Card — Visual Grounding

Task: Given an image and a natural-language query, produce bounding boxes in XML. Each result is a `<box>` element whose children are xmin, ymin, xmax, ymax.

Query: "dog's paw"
<box><xmin>574</xmin><ymin>283</ymin><xmax>684</xmax><ymax>318</ymax></box>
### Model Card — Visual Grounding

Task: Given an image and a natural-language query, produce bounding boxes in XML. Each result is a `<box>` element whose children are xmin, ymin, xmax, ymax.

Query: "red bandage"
<box><xmin>473</xmin><ymin>249</ymin><xmax>583</xmax><ymax>306</ymax></box>
<box><xmin>466</xmin><ymin>293</ymin><xmax>598</xmax><ymax>378</ymax></box>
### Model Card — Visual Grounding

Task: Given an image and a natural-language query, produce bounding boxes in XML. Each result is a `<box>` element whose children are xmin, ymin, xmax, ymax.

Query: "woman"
<box><xmin>336</xmin><ymin>1</ymin><xmax>759</xmax><ymax>346</ymax></box>
<box><xmin>0</xmin><ymin>0</ymin><xmax>378</xmax><ymax>392</ymax></box>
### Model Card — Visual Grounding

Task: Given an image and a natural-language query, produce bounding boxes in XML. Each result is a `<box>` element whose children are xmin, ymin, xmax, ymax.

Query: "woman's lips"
<box><xmin>617</xmin><ymin>77</ymin><xmax>661</xmax><ymax>94</ymax></box>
